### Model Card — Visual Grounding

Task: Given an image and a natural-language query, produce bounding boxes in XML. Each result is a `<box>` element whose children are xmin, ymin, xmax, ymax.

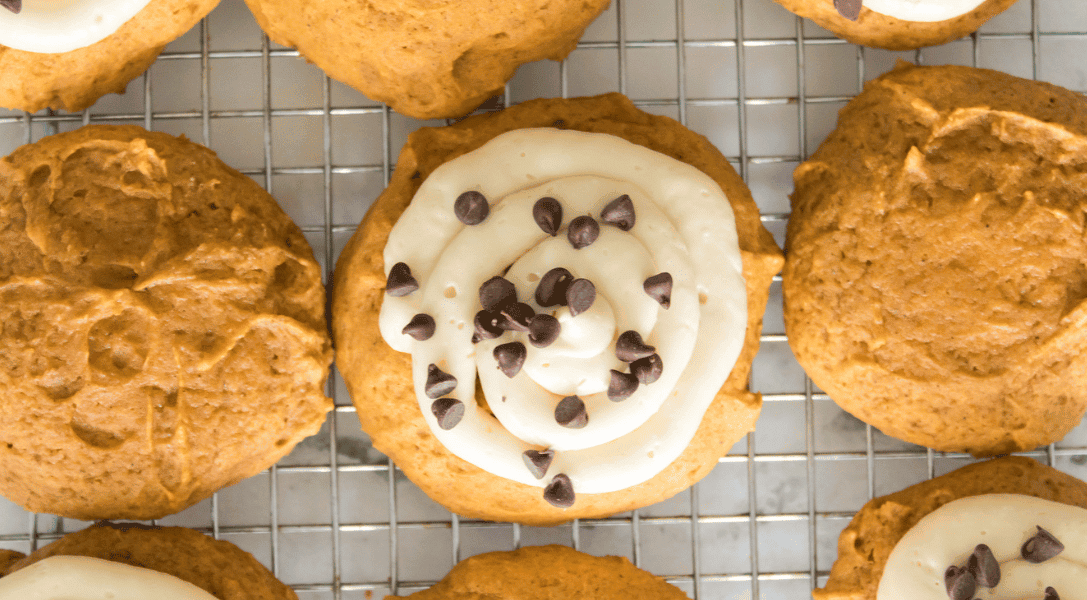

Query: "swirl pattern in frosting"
<box><xmin>0</xmin><ymin>555</ymin><xmax>218</xmax><ymax>600</ymax></box>
<box><xmin>0</xmin><ymin>0</ymin><xmax>153</xmax><ymax>53</ymax></box>
<box><xmin>878</xmin><ymin>494</ymin><xmax>1087</xmax><ymax>600</ymax></box>
<box><xmin>378</xmin><ymin>128</ymin><xmax>747</xmax><ymax>505</ymax></box>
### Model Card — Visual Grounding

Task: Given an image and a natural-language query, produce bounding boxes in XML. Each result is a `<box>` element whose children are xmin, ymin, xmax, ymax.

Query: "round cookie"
<box><xmin>389</xmin><ymin>545</ymin><xmax>688</xmax><ymax>599</ymax></box>
<box><xmin>333</xmin><ymin>93</ymin><xmax>783</xmax><ymax>525</ymax></box>
<box><xmin>814</xmin><ymin>456</ymin><xmax>1087</xmax><ymax>600</ymax></box>
<box><xmin>0</xmin><ymin>0</ymin><xmax>220</xmax><ymax>113</ymax></box>
<box><xmin>772</xmin><ymin>0</ymin><xmax>1018</xmax><ymax>50</ymax></box>
<box><xmin>783</xmin><ymin>63</ymin><xmax>1087</xmax><ymax>456</ymax></box>
<box><xmin>241</xmin><ymin>0</ymin><xmax>610</xmax><ymax>119</ymax></box>
<box><xmin>0</xmin><ymin>124</ymin><xmax>333</xmax><ymax>520</ymax></box>
<box><xmin>0</xmin><ymin>521</ymin><xmax>296</xmax><ymax>600</ymax></box>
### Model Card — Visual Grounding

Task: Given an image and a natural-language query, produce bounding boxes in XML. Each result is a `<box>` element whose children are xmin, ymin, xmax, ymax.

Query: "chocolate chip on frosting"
<box><xmin>631</xmin><ymin>354</ymin><xmax>663</xmax><ymax>384</ymax></box>
<box><xmin>536</xmin><ymin>267</ymin><xmax>574</xmax><ymax>307</ymax></box>
<box><xmin>943</xmin><ymin>566</ymin><xmax>976</xmax><ymax>600</ymax></box>
<box><xmin>967</xmin><ymin>544</ymin><xmax>1000</xmax><ymax>588</ymax></box>
<box><xmin>425</xmin><ymin>364</ymin><xmax>458</xmax><ymax>399</ymax></box>
<box><xmin>1022</xmin><ymin>526</ymin><xmax>1064</xmax><ymax>563</ymax></box>
<box><xmin>533</xmin><ymin>197</ymin><xmax>563</xmax><ymax>236</ymax></box>
<box><xmin>555</xmin><ymin>395</ymin><xmax>588</xmax><ymax>428</ymax></box>
<box><xmin>601</xmin><ymin>194</ymin><xmax>636</xmax><ymax>231</ymax></box>
<box><xmin>608</xmin><ymin>370</ymin><xmax>639</xmax><ymax>402</ymax></box>
<box><xmin>386</xmin><ymin>262</ymin><xmax>418</xmax><ymax>297</ymax></box>
<box><xmin>479</xmin><ymin>276</ymin><xmax>517</xmax><ymax>312</ymax></box>
<box><xmin>834</xmin><ymin>0</ymin><xmax>861</xmax><ymax>21</ymax></box>
<box><xmin>454</xmin><ymin>191</ymin><xmax>489</xmax><ymax>225</ymax></box>
<box><xmin>0</xmin><ymin>0</ymin><xmax>21</xmax><ymax>14</ymax></box>
<box><xmin>567</xmin><ymin>215</ymin><xmax>600</xmax><ymax>249</ymax></box>
<box><xmin>616</xmin><ymin>330</ymin><xmax>656</xmax><ymax>362</ymax></box>
<box><xmin>494</xmin><ymin>342</ymin><xmax>527</xmax><ymax>378</ymax></box>
<box><xmin>1046</xmin><ymin>587</ymin><xmax>1060</xmax><ymax>600</ymax></box>
<box><xmin>499</xmin><ymin>302</ymin><xmax>535</xmax><ymax>332</ymax></box>
<box><xmin>522</xmin><ymin>449</ymin><xmax>554</xmax><ymax>479</ymax></box>
<box><xmin>402</xmin><ymin>314</ymin><xmax>436</xmax><ymax>340</ymax></box>
<box><xmin>544</xmin><ymin>473</ymin><xmax>575</xmax><ymax>508</ymax></box>
<box><xmin>566</xmin><ymin>278</ymin><xmax>596</xmax><ymax>316</ymax></box>
<box><xmin>528</xmin><ymin>314</ymin><xmax>561</xmax><ymax>348</ymax></box>
<box><xmin>643</xmin><ymin>272</ymin><xmax>673</xmax><ymax>309</ymax></box>
<box><xmin>474</xmin><ymin>310</ymin><xmax>504</xmax><ymax>340</ymax></box>
<box><xmin>430</xmin><ymin>398</ymin><xmax>465</xmax><ymax>430</ymax></box>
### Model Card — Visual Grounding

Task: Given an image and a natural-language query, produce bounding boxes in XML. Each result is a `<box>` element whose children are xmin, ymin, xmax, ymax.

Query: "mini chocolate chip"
<box><xmin>471</xmin><ymin>332</ymin><xmax>482</xmax><ymax>344</ymax></box>
<box><xmin>608</xmin><ymin>370</ymin><xmax>639</xmax><ymax>402</ymax></box>
<box><xmin>528</xmin><ymin>314</ymin><xmax>561</xmax><ymax>348</ymax></box>
<box><xmin>1022</xmin><ymin>526</ymin><xmax>1064</xmax><ymax>563</ymax></box>
<box><xmin>474</xmin><ymin>310</ymin><xmax>504</xmax><ymax>340</ymax></box>
<box><xmin>644</xmin><ymin>272</ymin><xmax>673</xmax><ymax>309</ymax></box>
<box><xmin>0</xmin><ymin>0</ymin><xmax>19</xmax><ymax>13</ymax></box>
<box><xmin>494</xmin><ymin>342</ymin><xmax>527</xmax><ymax>378</ymax></box>
<box><xmin>944</xmin><ymin>566</ymin><xmax>976</xmax><ymax>600</ymax></box>
<box><xmin>499</xmin><ymin>302</ymin><xmax>535</xmax><ymax>332</ymax></box>
<box><xmin>523</xmin><ymin>449</ymin><xmax>554</xmax><ymax>479</ymax></box>
<box><xmin>967</xmin><ymin>544</ymin><xmax>1000</xmax><ymax>588</ymax></box>
<box><xmin>1046</xmin><ymin>587</ymin><xmax>1060</xmax><ymax>600</ymax></box>
<box><xmin>567</xmin><ymin>215</ymin><xmax>600</xmax><ymax>249</ymax></box>
<box><xmin>552</xmin><ymin>119</ymin><xmax>567</xmax><ymax>129</ymax></box>
<box><xmin>479</xmin><ymin>276</ymin><xmax>517</xmax><ymax>312</ymax></box>
<box><xmin>616</xmin><ymin>330</ymin><xmax>656</xmax><ymax>362</ymax></box>
<box><xmin>430</xmin><ymin>398</ymin><xmax>464</xmax><ymax>430</ymax></box>
<box><xmin>425</xmin><ymin>364</ymin><xmax>457</xmax><ymax>399</ymax></box>
<box><xmin>544</xmin><ymin>473</ymin><xmax>575</xmax><ymax>508</ymax></box>
<box><xmin>533</xmin><ymin>197</ymin><xmax>563</xmax><ymax>236</ymax></box>
<box><xmin>536</xmin><ymin>267</ymin><xmax>574</xmax><ymax>307</ymax></box>
<box><xmin>555</xmin><ymin>395</ymin><xmax>588</xmax><ymax>428</ymax></box>
<box><xmin>454</xmin><ymin>191</ymin><xmax>489</xmax><ymax>225</ymax></box>
<box><xmin>600</xmin><ymin>194</ymin><xmax>636</xmax><ymax>231</ymax></box>
<box><xmin>402</xmin><ymin>314</ymin><xmax>436</xmax><ymax>341</ymax></box>
<box><xmin>631</xmin><ymin>354</ymin><xmax>663</xmax><ymax>384</ymax></box>
<box><xmin>386</xmin><ymin>262</ymin><xmax>418</xmax><ymax>297</ymax></box>
<box><xmin>566</xmin><ymin>279</ymin><xmax>596</xmax><ymax>316</ymax></box>
<box><xmin>834</xmin><ymin>0</ymin><xmax>861</xmax><ymax>20</ymax></box>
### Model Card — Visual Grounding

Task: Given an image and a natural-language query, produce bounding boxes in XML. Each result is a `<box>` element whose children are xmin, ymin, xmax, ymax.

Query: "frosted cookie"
<box><xmin>815</xmin><ymin>456</ymin><xmax>1087</xmax><ymax>600</ymax></box>
<box><xmin>783</xmin><ymin>63</ymin><xmax>1087</xmax><ymax>456</ymax></box>
<box><xmin>242</xmin><ymin>0</ymin><xmax>609</xmax><ymax>119</ymax></box>
<box><xmin>0</xmin><ymin>0</ymin><xmax>219</xmax><ymax>113</ymax></box>
<box><xmin>389</xmin><ymin>545</ymin><xmax>688</xmax><ymax>599</ymax></box>
<box><xmin>0</xmin><ymin>124</ymin><xmax>333</xmax><ymax>520</ymax></box>
<box><xmin>333</xmin><ymin>93</ymin><xmax>783</xmax><ymax>525</ymax></box>
<box><xmin>0</xmin><ymin>521</ymin><xmax>296</xmax><ymax>600</ymax></box>
<box><xmin>772</xmin><ymin>0</ymin><xmax>1019</xmax><ymax>50</ymax></box>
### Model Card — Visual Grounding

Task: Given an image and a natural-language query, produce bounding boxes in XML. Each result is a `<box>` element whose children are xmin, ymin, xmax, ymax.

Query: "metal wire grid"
<box><xmin>2</xmin><ymin>0</ymin><xmax>1087</xmax><ymax>598</ymax></box>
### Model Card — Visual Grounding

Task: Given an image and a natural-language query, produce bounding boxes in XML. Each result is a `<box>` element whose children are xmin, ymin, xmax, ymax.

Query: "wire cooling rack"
<box><xmin>2</xmin><ymin>0</ymin><xmax>1087</xmax><ymax>598</ymax></box>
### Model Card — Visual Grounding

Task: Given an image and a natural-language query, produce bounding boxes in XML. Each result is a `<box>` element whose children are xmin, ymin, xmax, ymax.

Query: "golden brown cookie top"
<box><xmin>1</xmin><ymin>521</ymin><xmax>297</xmax><ymax>600</ymax></box>
<box><xmin>389</xmin><ymin>545</ymin><xmax>689</xmax><ymax>599</ymax></box>
<box><xmin>0</xmin><ymin>125</ymin><xmax>332</xmax><ymax>520</ymax></box>
<box><xmin>785</xmin><ymin>63</ymin><xmax>1087</xmax><ymax>455</ymax></box>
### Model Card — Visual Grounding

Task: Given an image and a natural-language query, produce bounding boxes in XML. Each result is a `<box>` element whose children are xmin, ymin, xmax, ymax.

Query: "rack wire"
<box><xmin>2</xmin><ymin>0</ymin><xmax>1087</xmax><ymax>598</ymax></box>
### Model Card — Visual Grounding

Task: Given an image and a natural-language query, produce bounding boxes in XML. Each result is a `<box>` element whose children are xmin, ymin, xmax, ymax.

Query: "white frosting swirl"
<box><xmin>0</xmin><ymin>555</ymin><xmax>218</xmax><ymax>600</ymax></box>
<box><xmin>378</xmin><ymin>128</ymin><xmax>747</xmax><ymax>497</ymax></box>
<box><xmin>0</xmin><ymin>0</ymin><xmax>152</xmax><ymax>54</ymax></box>
<box><xmin>878</xmin><ymin>494</ymin><xmax>1087</xmax><ymax>600</ymax></box>
<box><xmin>862</xmin><ymin>0</ymin><xmax>988</xmax><ymax>22</ymax></box>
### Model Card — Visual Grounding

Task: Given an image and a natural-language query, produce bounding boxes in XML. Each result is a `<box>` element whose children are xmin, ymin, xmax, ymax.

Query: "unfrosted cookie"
<box><xmin>784</xmin><ymin>63</ymin><xmax>1087</xmax><ymax>456</ymax></box>
<box><xmin>242</xmin><ymin>0</ymin><xmax>609</xmax><ymax>119</ymax></box>
<box><xmin>815</xmin><ymin>457</ymin><xmax>1087</xmax><ymax>600</ymax></box>
<box><xmin>0</xmin><ymin>521</ymin><xmax>296</xmax><ymax>600</ymax></box>
<box><xmin>389</xmin><ymin>545</ymin><xmax>688</xmax><ymax>599</ymax></box>
<box><xmin>333</xmin><ymin>93</ymin><xmax>783</xmax><ymax>525</ymax></box>
<box><xmin>0</xmin><ymin>124</ymin><xmax>333</xmax><ymax>520</ymax></box>
<box><xmin>0</xmin><ymin>0</ymin><xmax>219</xmax><ymax>113</ymax></box>
<box><xmin>773</xmin><ymin>0</ymin><xmax>1018</xmax><ymax>50</ymax></box>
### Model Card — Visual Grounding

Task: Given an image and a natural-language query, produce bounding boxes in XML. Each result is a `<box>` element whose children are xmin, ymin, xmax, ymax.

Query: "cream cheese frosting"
<box><xmin>878</xmin><ymin>494</ymin><xmax>1087</xmax><ymax>600</ymax></box>
<box><xmin>0</xmin><ymin>555</ymin><xmax>218</xmax><ymax>600</ymax></box>
<box><xmin>0</xmin><ymin>0</ymin><xmax>152</xmax><ymax>54</ymax></box>
<box><xmin>378</xmin><ymin>128</ymin><xmax>747</xmax><ymax>505</ymax></box>
<box><xmin>862</xmin><ymin>0</ymin><xmax>988</xmax><ymax>22</ymax></box>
